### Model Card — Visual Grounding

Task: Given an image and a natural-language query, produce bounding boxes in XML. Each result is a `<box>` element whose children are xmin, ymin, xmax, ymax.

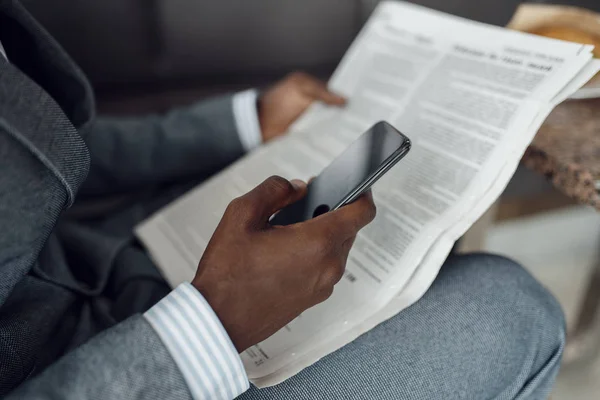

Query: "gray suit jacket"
<box><xmin>0</xmin><ymin>0</ymin><xmax>246</xmax><ymax>398</ymax></box>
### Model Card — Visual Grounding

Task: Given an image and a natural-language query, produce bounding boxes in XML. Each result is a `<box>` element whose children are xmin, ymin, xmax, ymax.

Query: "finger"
<box><xmin>238</xmin><ymin>176</ymin><xmax>307</xmax><ymax>226</ymax></box>
<box><xmin>335</xmin><ymin>192</ymin><xmax>377</xmax><ymax>235</ymax></box>
<box><xmin>310</xmin><ymin>191</ymin><xmax>377</xmax><ymax>238</ymax></box>
<box><xmin>299</xmin><ymin>77</ymin><xmax>347</xmax><ymax>106</ymax></box>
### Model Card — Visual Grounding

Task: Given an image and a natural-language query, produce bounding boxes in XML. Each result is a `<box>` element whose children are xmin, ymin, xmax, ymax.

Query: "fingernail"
<box><xmin>290</xmin><ymin>179</ymin><xmax>307</xmax><ymax>190</ymax></box>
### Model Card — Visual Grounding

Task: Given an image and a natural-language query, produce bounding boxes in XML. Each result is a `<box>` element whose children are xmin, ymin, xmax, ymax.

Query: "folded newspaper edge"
<box><xmin>136</xmin><ymin>1</ymin><xmax>600</xmax><ymax>387</ymax></box>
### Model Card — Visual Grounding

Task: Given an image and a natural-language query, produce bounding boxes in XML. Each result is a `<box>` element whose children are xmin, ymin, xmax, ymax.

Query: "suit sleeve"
<box><xmin>0</xmin><ymin>111</ymin><xmax>249</xmax><ymax>400</ymax></box>
<box><xmin>80</xmin><ymin>93</ymin><xmax>251</xmax><ymax>197</ymax></box>
<box><xmin>5</xmin><ymin>316</ymin><xmax>194</xmax><ymax>400</ymax></box>
<box><xmin>6</xmin><ymin>284</ymin><xmax>250</xmax><ymax>400</ymax></box>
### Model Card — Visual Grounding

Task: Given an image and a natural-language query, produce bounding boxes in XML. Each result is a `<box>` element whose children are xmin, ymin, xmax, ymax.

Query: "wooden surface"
<box><xmin>523</xmin><ymin>98</ymin><xmax>600</xmax><ymax>211</ymax></box>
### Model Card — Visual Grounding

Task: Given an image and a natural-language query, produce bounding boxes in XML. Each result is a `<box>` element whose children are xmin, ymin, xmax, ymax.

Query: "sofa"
<box><xmin>22</xmin><ymin>0</ymin><xmax>600</xmax><ymax>116</ymax></box>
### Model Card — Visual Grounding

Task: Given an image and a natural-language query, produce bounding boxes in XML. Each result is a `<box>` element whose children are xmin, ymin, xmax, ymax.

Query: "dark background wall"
<box><xmin>19</xmin><ymin>0</ymin><xmax>600</xmax><ymax>114</ymax></box>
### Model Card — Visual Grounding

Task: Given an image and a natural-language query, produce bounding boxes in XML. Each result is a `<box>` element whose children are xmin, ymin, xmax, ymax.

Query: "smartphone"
<box><xmin>270</xmin><ymin>121</ymin><xmax>411</xmax><ymax>226</ymax></box>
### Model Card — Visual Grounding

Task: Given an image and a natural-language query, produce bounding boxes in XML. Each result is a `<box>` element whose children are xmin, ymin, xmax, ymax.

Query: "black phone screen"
<box><xmin>270</xmin><ymin>121</ymin><xmax>410</xmax><ymax>226</ymax></box>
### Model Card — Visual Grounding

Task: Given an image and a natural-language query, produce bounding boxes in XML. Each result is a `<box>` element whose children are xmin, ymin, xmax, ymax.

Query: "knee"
<box><xmin>437</xmin><ymin>253</ymin><xmax>566</xmax><ymax>380</ymax></box>
<box><xmin>441</xmin><ymin>253</ymin><xmax>565</xmax><ymax>332</ymax></box>
<box><xmin>419</xmin><ymin>254</ymin><xmax>565</xmax><ymax>395</ymax></box>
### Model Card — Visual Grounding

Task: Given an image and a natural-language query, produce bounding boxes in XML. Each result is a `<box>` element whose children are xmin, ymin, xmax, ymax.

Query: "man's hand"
<box><xmin>192</xmin><ymin>176</ymin><xmax>376</xmax><ymax>352</ymax></box>
<box><xmin>258</xmin><ymin>72</ymin><xmax>347</xmax><ymax>142</ymax></box>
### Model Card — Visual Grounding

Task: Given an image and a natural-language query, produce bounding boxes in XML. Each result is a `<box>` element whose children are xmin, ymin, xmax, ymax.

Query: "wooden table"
<box><xmin>524</xmin><ymin>98</ymin><xmax>600</xmax><ymax>364</ymax></box>
<box><xmin>524</xmin><ymin>98</ymin><xmax>600</xmax><ymax>212</ymax></box>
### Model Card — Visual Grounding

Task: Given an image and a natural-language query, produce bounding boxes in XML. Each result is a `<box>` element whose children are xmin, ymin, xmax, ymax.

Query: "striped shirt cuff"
<box><xmin>0</xmin><ymin>40</ymin><xmax>7</xmax><ymax>61</ymax></box>
<box><xmin>232</xmin><ymin>89</ymin><xmax>262</xmax><ymax>152</ymax></box>
<box><xmin>145</xmin><ymin>283</ymin><xmax>249</xmax><ymax>400</ymax></box>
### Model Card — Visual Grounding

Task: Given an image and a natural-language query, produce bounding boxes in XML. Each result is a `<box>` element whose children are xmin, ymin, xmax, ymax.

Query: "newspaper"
<box><xmin>135</xmin><ymin>1</ymin><xmax>600</xmax><ymax>387</ymax></box>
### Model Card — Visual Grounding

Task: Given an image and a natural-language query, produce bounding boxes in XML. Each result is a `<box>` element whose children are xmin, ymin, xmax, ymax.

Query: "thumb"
<box><xmin>241</xmin><ymin>176</ymin><xmax>307</xmax><ymax>226</ymax></box>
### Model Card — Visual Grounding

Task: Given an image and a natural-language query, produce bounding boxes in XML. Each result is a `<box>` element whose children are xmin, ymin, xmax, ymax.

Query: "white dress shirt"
<box><xmin>232</xmin><ymin>89</ymin><xmax>263</xmax><ymax>152</ymax></box>
<box><xmin>0</xmin><ymin>36</ymin><xmax>259</xmax><ymax>399</ymax></box>
<box><xmin>145</xmin><ymin>283</ymin><xmax>251</xmax><ymax>400</ymax></box>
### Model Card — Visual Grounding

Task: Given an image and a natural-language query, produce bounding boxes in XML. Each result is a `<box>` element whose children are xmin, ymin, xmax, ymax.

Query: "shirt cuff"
<box><xmin>232</xmin><ymin>89</ymin><xmax>263</xmax><ymax>152</ymax></box>
<box><xmin>0</xmin><ymin>40</ymin><xmax>7</xmax><ymax>61</ymax></box>
<box><xmin>144</xmin><ymin>283</ymin><xmax>250</xmax><ymax>400</ymax></box>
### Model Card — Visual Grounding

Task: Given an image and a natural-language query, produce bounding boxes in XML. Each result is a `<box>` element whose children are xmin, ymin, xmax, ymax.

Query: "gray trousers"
<box><xmin>242</xmin><ymin>253</ymin><xmax>565</xmax><ymax>399</ymax></box>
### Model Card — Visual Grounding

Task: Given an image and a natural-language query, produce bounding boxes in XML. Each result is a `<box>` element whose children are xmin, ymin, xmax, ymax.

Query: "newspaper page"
<box><xmin>136</xmin><ymin>1</ymin><xmax>596</xmax><ymax>386</ymax></box>
<box><xmin>255</xmin><ymin>58</ymin><xmax>600</xmax><ymax>387</ymax></box>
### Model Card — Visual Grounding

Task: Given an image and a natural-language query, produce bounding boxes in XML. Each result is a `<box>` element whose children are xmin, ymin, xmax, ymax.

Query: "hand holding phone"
<box><xmin>270</xmin><ymin>121</ymin><xmax>411</xmax><ymax>226</ymax></box>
